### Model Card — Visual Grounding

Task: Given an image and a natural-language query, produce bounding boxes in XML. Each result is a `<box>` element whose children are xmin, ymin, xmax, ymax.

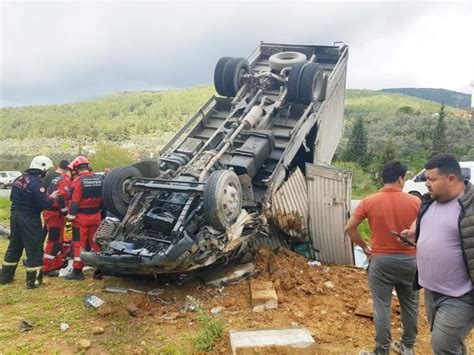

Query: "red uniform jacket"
<box><xmin>47</xmin><ymin>173</ymin><xmax>71</xmax><ymax>213</ymax></box>
<box><xmin>67</xmin><ymin>171</ymin><xmax>103</xmax><ymax>219</ymax></box>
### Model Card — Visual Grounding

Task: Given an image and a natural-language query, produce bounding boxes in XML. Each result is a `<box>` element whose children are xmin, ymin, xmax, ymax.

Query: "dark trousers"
<box><xmin>4</xmin><ymin>211</ymin><xmax>44</xmax><ymax>268</ymax></box>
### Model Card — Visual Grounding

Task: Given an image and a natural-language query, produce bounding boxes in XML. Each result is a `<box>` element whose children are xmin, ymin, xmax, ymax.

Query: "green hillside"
<box><xmin>380</xmin><ymin>88</ymin><xmax>471</xmax><ymax>109</ymax></box>
<box><xmin>342</xmin><ymin>90</ymin><xmax>472</xmax><ymax>169</ymax></box>
<box><xmin>0</xmin><ymin>87</ymin><xmax>472</xmax><ymax>170</ymax></box>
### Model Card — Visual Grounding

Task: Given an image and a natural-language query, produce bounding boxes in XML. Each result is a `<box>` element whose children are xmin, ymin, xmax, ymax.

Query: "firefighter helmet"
<box><xmin>72</xmin><ymin>156</ymin><xmax>90</xmax><ymax>168</ymax></box>
<box><xmin>29</xmin><ymin>156</ymin><xmax>53</xmax><ymax>172</ymax></box>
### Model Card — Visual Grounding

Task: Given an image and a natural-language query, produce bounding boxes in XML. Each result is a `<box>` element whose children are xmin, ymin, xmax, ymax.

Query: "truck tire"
<box><xmin>221</xmin><ymin>58</ymin><xmax>250</xmax><ymax>97</ymax></box>
<box><xmin>0</xmin><ymin>183</ymin><xmax>5</xmax><ymax>189</ymax></box>
<box><xmin>298</xmin><ymin>62</ymin><xmax>324</xmax><ymax>105</ymax></box>
<box><xmin>214</xmin><ymin>57</ymin><xmax>232</xmax><ymax>97</ymax></box>
<box><xmin>269</xmin><ymin>51</ymin><xmax>307</xmax><ymax>72</ymax></box>
<box><xmin>203</xmin><ymin>170</ymin><xmax>242</xmax><ymax>230</ymax></box>
<box><xmin>287</xmin><ymin>62</ymin><xmax>306</xmax><ymax>104</ymax></box>
<box><xmin>103</xmin><ymin>166</ymin><xmax>142</xmax><ymax>219</ymax></box>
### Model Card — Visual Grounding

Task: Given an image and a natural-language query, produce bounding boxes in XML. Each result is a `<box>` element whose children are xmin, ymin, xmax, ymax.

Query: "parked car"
<box><xmin>403</xmin><ymin>161</ymin><xmax>474</xmax><ymax>198</ymax></box>
<box><xmin>0</xmin><ymin>171</ymin><xmax>21</xmax><ymax>189</ymax></box>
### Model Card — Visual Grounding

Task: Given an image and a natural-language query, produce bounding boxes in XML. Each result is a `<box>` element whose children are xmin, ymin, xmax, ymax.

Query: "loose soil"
<box><xmin>1</xmin><ymin>246</ymin><xmax>473</xmax><ymax>354</ymax></box>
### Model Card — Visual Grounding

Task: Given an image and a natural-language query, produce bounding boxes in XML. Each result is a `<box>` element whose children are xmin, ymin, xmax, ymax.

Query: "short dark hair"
<box><xmin>59</xmin><ymin>160</ymin><xmax>70</xmax><ymax>170</ymax></box>
<box><xmin>425</xmin><ymin>154</ymin><xmax>462</xmax><ymax>180</ymax></box>
<box><xmin>382</xmin><ymin>161</ymin><xmax>407</xmax><ymax>183</ymax></box>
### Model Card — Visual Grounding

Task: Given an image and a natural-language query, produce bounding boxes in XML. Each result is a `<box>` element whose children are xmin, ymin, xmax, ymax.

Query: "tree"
<box><xmin>343</xmin><ymin>117</ymin><xmax>369</xmax><ymax>167</ymax></box>
<box><xmin>431</xmin><ymin>104</ymin><xmax>447</xmax><ymax>156</ymax></box>
<box><xmin>380</xmin><ymin>137</ymin><xmax>397</xmax><ymax>163</ymax></box>
<box><xmin>89</xmin><ymin>144</ymin><xmax>134</xmax><ymax>171</ymax></box>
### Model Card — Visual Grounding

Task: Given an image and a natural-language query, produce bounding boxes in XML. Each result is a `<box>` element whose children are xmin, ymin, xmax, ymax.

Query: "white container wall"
<box><xmin>306</xmin><ymin>163</ymin><xmax>353</xmax><ymax>265</ymax></box>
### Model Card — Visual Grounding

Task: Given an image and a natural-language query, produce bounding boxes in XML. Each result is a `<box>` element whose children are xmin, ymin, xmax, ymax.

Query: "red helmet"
<box><xmin>66</xmin><ymin>162</ymin><xmax>75</xmax><ymax>170</ymax></box>
<box><xmin>72</xmin><ymin>156</ymin><xmax>90</xmax><ymax>168</ymax></box>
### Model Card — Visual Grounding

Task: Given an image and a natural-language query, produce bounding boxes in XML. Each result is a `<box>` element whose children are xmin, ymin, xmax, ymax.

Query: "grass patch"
<box><xmin>0</xmin><ymin>197</ymin><xmax>11</xmax><ymax>226</ymax></box>
<box><xmin>186</xmin><ymin>296</ymin><xmax>223</xmax><ymax>352</ymax></box>
<box><xmin>357</xmin><ymin>220</ymin><xmax>372</xmax><ymax>242</ymax></box>
<box><xmin>0</xmin><ymin>236</ymin><xmax>194</xmax><ymax>353</ymax></box>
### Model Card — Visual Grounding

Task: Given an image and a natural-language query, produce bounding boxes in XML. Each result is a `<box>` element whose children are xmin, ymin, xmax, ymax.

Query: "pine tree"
<box><xmin>343</xmin><ymin>117</ymin><xmax>369</xmax><ymax>167</ymax></box>
<box><xmin>431</xmin><ymin>104</ymin><xmax>447</xmax><ymax>156</ymax></box>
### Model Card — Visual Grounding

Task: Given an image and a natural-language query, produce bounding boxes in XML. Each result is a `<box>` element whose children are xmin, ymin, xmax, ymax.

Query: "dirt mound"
<box><xmin>112</xmin><ymin>247</ymin><xmax>432</xmax><ymax>353</ymax></box>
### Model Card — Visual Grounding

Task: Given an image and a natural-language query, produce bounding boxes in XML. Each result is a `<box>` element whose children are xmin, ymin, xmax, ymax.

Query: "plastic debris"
<box><xmin>84</xmin><ymin>294</ymin><xmax>105</xmax><ymax>308</ymax></box>
<box><xmin>19</xmin><ymin>320</ymin><xmax>33</xmax><ymax>332</ymax></box>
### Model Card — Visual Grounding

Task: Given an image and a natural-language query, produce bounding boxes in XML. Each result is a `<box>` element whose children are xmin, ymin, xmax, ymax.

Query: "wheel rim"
<box><xmin>311</xmin><ymin>71</ymin><xmax>323</xmax><ymax>101</ymax></box>
<box><xmin>221</xmin><ymin>183</ymin><xmax>240</xmax><ymax>218</ymax></box>
<box><xmin>120</xmin><ymin>177</ymin><xmax>135</xmax><ymax>204</ymax></box>
<box><xmin>237</xmin><ymin>68</ymin><xmax>248</xmax><ymax>87</ymax></box>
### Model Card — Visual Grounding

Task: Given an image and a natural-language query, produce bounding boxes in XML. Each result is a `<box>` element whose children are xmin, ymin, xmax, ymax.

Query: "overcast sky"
<box><xmin>0</xmin><ymin>0</ymin><xmax>472</xmax><ymax>107</ymax></box>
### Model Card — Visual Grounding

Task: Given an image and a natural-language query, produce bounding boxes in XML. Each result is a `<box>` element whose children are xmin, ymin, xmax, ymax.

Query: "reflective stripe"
<box><xmin>43</xmin><ymin>254</ymin><xmax>55</xmax><ymax>260</ymax></box>
<box><xmin>73</xmin><ymin>257</ymin><xmax>81</xmax><ymax>262</ymax></box>
<box><xmin>66</xmin><ymin>214</ymin><xmax>76</xmax><ymax>220</ymax></box>
<box><xmin>25</xmin><ymin>266</ymin><xmax>42</xmax><ymax>272</ymax></box>
<box><xmin>61</xmin><ymin>208</ymin><xmax>68</xmax><ymax>213</ymax></box>
<box><xmin>3</xmin><ymin>261</ymin><xmax>18</xmax><ymax>266</ymax></box>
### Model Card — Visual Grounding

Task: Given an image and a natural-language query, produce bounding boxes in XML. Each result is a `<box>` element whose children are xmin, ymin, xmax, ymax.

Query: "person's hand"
<box><xmin>400</xmin><ymin>229</ymin><xmax>416</xmax><ymax>246</ymax></box>
<box><xmin>362</xmin><ymin>245</ymin><xmax>372</xmax><ymax>257</ymax></box>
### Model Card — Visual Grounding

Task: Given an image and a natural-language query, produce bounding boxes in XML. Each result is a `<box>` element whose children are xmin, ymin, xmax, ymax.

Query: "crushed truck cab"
<box><xmin>81</xmin><ymin>42</ymin><xmax>349</xmax><ymax>275</ymax></box>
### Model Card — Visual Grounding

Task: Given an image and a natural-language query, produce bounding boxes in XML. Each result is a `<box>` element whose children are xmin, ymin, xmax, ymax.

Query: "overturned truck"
<box><xmin>82</xmin><ymin>42</ymin><xmax>349</xmax><ymax>275</ymax></box>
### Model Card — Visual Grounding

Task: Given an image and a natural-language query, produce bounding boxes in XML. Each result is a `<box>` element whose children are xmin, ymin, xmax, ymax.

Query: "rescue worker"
<box><xmin>0</xmin><ymin>156</ymin><xmax>55</xmax><ymax>289</ymax></box>
<box><xmin>42</xmin><ymin>163</ymin><xmax>73</xmax><ymax>277</ymax></box>
<box><xmin>65</xmin><ymin>156</ymin><xmax>103</xmax><ymax>281</ymax></box>
<box><xmin>43</xmin><ymin>159</ymin><xmax>70</xmax><ymax>189</ymax></box>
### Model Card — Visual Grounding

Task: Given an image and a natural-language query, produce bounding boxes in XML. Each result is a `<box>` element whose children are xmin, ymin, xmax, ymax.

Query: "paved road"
<box><xmin>0</xmin><ymin>189</ymin><xmax>11</xmax><ymax>199</ymax></box>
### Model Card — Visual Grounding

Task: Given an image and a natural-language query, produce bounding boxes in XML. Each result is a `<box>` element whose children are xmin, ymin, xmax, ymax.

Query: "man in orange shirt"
<box><xmin>345</xmin><ymin>161</ymin><xmax>421</xmax><ymax>355</ymax></box>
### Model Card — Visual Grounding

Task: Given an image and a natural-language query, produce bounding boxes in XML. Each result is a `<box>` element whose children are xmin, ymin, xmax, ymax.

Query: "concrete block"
<box><xmin>355</xmin><ymin>298</ymin><xmax>373</xmax><ymax>318</ymax></box>
<box><xmin>250</xmin><ymin>280</ymin><xmax>278</xmax><ymax>310</ymax></box>
<box><xmin>229</xmin><ymin>328</ymin><xmax>316</xmax><ymax>355</ymax></box>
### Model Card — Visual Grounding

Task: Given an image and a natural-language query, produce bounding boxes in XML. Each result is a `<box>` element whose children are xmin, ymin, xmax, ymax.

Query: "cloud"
<box><xmin>0</xmin><ymin>1</ymin><xmax>471</xmax><ymax>107</ymax></box>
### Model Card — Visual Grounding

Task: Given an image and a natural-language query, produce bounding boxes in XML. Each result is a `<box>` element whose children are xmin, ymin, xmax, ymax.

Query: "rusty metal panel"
<box><xmin>314</xmin><ymin>49</ymin><xmax>348</xmax><ymax>165</ymax></box>
<box><xmin>306</xmin><ymin>163</ymin><xmax>353</xmax><ymax>265</ymax></box>
<box><xmin>271</xmin><ymin>167</ymin><xmax>309</xmax><ymax>240</ymax></box>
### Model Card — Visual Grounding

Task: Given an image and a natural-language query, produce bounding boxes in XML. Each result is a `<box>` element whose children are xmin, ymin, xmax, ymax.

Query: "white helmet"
<box><xmin>29</xmin><ymin>156</ymin><xmax>53</xmax><ymax>172</ymax></box>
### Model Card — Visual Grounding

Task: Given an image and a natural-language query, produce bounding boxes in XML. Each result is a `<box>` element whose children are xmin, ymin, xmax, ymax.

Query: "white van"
<box><xmin>403</xmin><ymin>161</ymin><xmax>474</xmax><ymax>198</ymax></box>
<box><xmin>0</xmin><ymin>171</ymin><xmax>21</xmax><ymax>189</ymax></box>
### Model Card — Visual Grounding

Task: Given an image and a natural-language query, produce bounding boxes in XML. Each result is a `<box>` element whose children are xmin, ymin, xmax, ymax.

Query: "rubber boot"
<box><xmin>0</xmin><ymin>264</ymin><xmax>17</xmax><ymax>285</ymax></box>
<box><xmin>26</xmin><ymin>270</ymin><xmax>42</xmax><ymax>289</ymax></box>
<box><xmin>65</xmin><ymin>268</ymin><xmax>84</xmax><ymax>281</ymax></box>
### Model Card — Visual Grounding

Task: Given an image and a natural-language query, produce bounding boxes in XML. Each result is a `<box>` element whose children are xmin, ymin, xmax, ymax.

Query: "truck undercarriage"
<box><xmin>81</xmin><ymin>42</ymin><xmax>349</xmax><ymax>276</ymax></box>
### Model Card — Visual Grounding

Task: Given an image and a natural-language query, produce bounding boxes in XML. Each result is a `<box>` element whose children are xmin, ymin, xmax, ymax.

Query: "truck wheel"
<box><xmin>298</xmin><ymin>62</ymin><xmax>324</xmax><ymax>105</ymax></box>
<box><xmin>0</xmin><ymin>183</ymin><xmax>5</xmax><ymax>189</ymax></box>
<box><xmin>214</xmin><ymin>57</ymin><xmax>232</xmax><ymax>97</ymax></box>
<box><xmin>103</xmin><ymin>166</ymin><xmax>142</xmax><ymax>219</ymax></box>
<box><xmin>203</xmin><ymin>170</ymin><xmax>242</xmax><ymax>230</ymax></box>
<box><xmin>221</xmin><ymin>58</ymin><xmax>250</xmax><ymax>97</ymax></box>
<box><xmin>269</xmin><ymin>51</ymin><xmax>307</xmax><ymax>72</ymax></box>
<box><xmin>287</xmin><ymin>62</ymin><xmax>306</xmax><ymax>104</ymax></box>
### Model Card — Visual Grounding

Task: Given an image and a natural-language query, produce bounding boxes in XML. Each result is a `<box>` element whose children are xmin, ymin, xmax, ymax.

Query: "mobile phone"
<box><xmin>390</xmin><ymin>231</ymin><xmax>416</xmax><ymax>247</ymax></box>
